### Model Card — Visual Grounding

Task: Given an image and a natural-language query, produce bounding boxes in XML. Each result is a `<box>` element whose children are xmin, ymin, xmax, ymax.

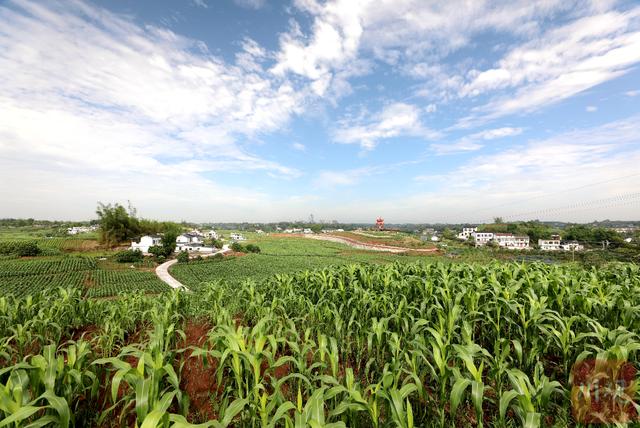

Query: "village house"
<box><xmin>561</xmin><ymin>241</ymin><xmax>584</xmax><ymax>251</ymax></box>
<box><xmin>303</xmin><ymin>228</ymin><xmax>313</xmax><ymax>234</ymax></box>
<box><xmin>457</xmin><ymin>227</ymin><xmax>477</xmax><ymax>240</ymax></box>
<box><xmin>176</xmin><ymin>242</ymin><xmax>215</xmax><ymax>253</ymax></box>
<box><xmin>230</xmin><ymin>233</ymin><xmax>246</xmax><ymax>241</ymax></box>
<box><xmin>176</xmin><ymin>233</ymin><xmax>203</xmax><ymax>245</ymax></box>
<box><xmin>284</xmin><ymin>228</ymin><xmax>303</xmax><ymax>234</ymax></box>
<box><xmin>130</xmin><ymin>235</ymin><xmax>162</xmax><ymax>253</ymax></box>
<box><xmin>472</xmin><ymin>232</ymin><xmax>494</xmax><ymax>246</ymax></box>
<box><xmin>205</xmin><ymin>230</ymin><xmax>218</xmax><ymax>239</ymax></box>
<box><xmin>538</xmin><ymin>239</ymin><xmax>561</xmax><ymax>251</ymax></box>
<box><xmin>494</xmin><ymin>233</ymin><xmax>530</xmax><ymax>249</ymax></box>
<box><xmin>67</xmin><ymin>225</ymin><xmax>96</xmax><ymax>235</ymax></box>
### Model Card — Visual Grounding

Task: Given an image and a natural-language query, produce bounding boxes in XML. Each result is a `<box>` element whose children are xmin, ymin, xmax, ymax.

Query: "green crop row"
<box><xmin>1</xmin><ymin>261</ymin><xmax>639</xmax><ymax>426</ymax></box>
<box><xmin>0</xmin><ymin>257</ymin><xmax>168</xmax><ymax>297</ymax></box>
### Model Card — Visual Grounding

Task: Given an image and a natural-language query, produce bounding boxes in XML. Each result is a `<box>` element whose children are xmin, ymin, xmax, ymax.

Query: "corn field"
<box><xmin>1</xmin><ymin>261</ymin><xmax>639</xmax><ymax>427</ymax></box>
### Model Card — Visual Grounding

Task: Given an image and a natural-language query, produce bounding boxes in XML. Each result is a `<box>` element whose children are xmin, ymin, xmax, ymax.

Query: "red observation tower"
<box><xmin>375</xmin><ymin>217</ymin><xmax>385</xmax><ymax>231</ymax></box>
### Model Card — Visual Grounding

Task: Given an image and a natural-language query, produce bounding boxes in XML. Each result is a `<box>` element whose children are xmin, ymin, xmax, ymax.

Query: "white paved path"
<box><xmin>155</xmin><ymin>245</ymin><xmax>231</xmax><ymax>292</ymax></box>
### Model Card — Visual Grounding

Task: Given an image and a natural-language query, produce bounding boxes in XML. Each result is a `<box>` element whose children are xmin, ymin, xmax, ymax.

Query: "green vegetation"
<box><xmin>114</xmin><ymin>249</ymin><xmax>144</xmax><ymax>263</ymax></box>
<box><xmin>0</xmin><ymin>240</ymin><xmax>41</xmax><ymax>256</ymax></box>
<box><xmin>96</xmin><ymin>202</ymin><xmax>181</xmax><ymax>246</ymax></box>
<box><xmin>171</xmin><ymin>237</ymin><xmax>430</xmax><ymax>290</ymax></box>
<box><xmin>231</xmin><ymin>242</ymin><xmax>261</xmax><ymax>253</ymax></box>
<box><xmin>1</xmin><ymin>261</ymin><xmax>639</xmax><ymax>426</ymax></box>
<box><xmin>0</xmin><ymin>256</ymin><xmax>169</xmax><ymax>298</ymax></box>
<box><xmin>176</xmin><ymin>251</ymin><xmax>190</xmax><ymax>263</ymax></box>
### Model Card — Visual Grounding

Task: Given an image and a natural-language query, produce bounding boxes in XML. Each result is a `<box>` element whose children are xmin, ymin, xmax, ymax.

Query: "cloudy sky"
<box><xmin>1</xmin><ymin>0</ymin><xmax>639</xmax><ymax>223</ymax></box>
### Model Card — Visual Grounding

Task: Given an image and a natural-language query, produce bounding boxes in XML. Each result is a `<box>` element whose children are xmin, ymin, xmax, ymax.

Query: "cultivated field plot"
<box><xmin>1</xmin><ymin>261</ymin><xmax>639</xmax><ymax>426</ymax></box>
<box><xmin>0</xmin><ymin>256</ymin><xmax>169</xmax><ymax>297</ymax></box>
<box><xmin>334</xmin><ymin>230</ymin><xmax>435</xmax><ymax>249</ymax></box>
<box><xmin>171</xmin><ymin>236</ymin><xmax>429</xmax><ymax>290</ymax></box>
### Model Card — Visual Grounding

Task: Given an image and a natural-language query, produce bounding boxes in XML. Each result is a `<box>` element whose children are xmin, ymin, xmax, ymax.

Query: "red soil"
<box><xmin>177</xmin><ymin>320</ymin><xmax>220</xmax><ymax>422</ymax></box>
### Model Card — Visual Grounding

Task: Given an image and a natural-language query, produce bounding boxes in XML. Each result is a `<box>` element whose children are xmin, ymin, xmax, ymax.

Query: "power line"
<box><xmin>450</xmin><ymin>172</ymin><xmax>640</xmax><ymax>222</ymax></box>
<box><xmin>493</xmin><ymin>192</ymin><xmax>640</xmax><ymax>222</ymax></box>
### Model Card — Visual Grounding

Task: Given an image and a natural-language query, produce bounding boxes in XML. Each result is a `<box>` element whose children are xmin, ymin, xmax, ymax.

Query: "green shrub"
<box><xmin>230</xmin><ymin>242</ymin><xmax>243</xmax><ymax>252</ymax></box>
<box><xmin>114</xmin><ymin>249</ymin><xmax>144</xmax><ymax>263</ymax></box>
<box><xmin>245</xmin><ymin>244</ymin><xmax>261</xmax><ymax>253</ymax></box>
<box><xmin>212</xmin><ymin>253</ymin><xmax>224</xmax><ymax>260</ymax></box>
<box><xmin>176</xmin><ymin>251</ymin><xmax>189</xmax><ymax>263</ymax></box>
<box><xmin>148</xmin><ymin>245</ymin><xmax>171</xmax><ymax>258</ymax></box>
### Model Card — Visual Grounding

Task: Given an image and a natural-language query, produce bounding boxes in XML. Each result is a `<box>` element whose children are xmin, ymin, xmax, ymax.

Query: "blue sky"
<box><xmin>1</xmin><ymin>0</ymin><xmax>639</xmax><ymax>222</ymax></box>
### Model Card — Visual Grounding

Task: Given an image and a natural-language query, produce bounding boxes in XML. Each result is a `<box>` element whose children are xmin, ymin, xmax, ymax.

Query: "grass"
<box><xmin>170</xmin><ymin>236</ymin><xmax>434</xmax><ymax>290</ymax></box>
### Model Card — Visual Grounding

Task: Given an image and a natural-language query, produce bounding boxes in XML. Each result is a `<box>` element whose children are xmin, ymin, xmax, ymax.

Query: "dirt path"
<box><xmin>305</xmin><ymin>234</ymin><xmax>438</xmax><ymax>253</ymax></box>
<box><xmin>155</xmin><ymin>245</ymin><xmax>231</xmax><ymax>291</ymax></box>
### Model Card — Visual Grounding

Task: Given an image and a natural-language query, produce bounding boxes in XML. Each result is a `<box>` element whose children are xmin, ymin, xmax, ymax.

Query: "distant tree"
<box><xmin>493</xmin><ymin>217</ymin><xmax>504</xmax><ymax>224</ymax></box>
<box><xmin>442</xmin><ymin>228</ymin><xmax>455</xmax><ymax>240</ymax></box>
<box><xmin>161</xmin><ymin>227</ymin><xmax>179</xmax><ymax>257</ymax></box>
<box><xmin>96</xmin><ymin>202</ymin><xmax>140</xmax><ymax>246</ymax></box>
<box><xmin>310</xmin><ymin>224</ymin><xmax>323</xmax><ymax>233</ymax></box>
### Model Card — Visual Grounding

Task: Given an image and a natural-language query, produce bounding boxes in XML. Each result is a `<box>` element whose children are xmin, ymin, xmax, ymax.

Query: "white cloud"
<box><xmin>412</xmin><ymin>116</ymin><xmax>640</xmax><ymax>222</ymax></box>
<box><xmin>333</xmin><ymin>102</ymin><xmax>438</xmax><ymax>150</ymax></box>
<box><xmin>234</xmin><ymin>0</ymin><xmax>266</xmax><ymax>10</ymax></box>
<box><xmin>0</xmin><ymin>0</ymin><xmax>308</xmax><ymax>218</ymax></box>
<box><xmin>314</xmin><ymin>169</ymin><xmax>369</xmax><ymax>187</ymax></box>
<box><xmin>291</xmin><ymin>142</ymin><xmax>307</xmax><ymax>151</ymax></box>
<box><xmin>473</xmin><ymin>127</ymin><xmax>523</xmax><ymax>140</ymax></box>
<box><xmin>191</xmin><ymin>0</ymin><xmax>208</xmax><ymax>9</ymax></box>
<box><xmin>274</xmin><ymin>0</ymin><xmax>587</xmax><ymax>99</ymax></box>
<box><xmin>626</xmin><ymin>89</ymin><xmax>640</xmax><ymax>97</ymax></box>
<box><xmin>454</xmin><ymin>7</ymin><xmax>640</xmax><ymax>124</ymax></box>
<box><xmin>586</xmin><ymin>105</ymin><xmax>598</xmax><ymax>112</ymax></box>
<box><xmin>271</xmin><ymin>0</ymin><xmax>364</xmax><ymax>95</ymax></box>
<box><xmin>430</xmin><ymin>127</ymin><xmax>522</xmax><ymax>155</ymax></box>
<box><xmin>430</xmin><ymin>140</ymin><xmax>484</xmax><ymax>155</ymax></box>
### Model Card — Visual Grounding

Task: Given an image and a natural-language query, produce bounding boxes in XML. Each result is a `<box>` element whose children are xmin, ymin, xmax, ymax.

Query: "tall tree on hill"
<box><xmin>95</xmin><ymin>202</ymin><xmax>140</xmax><ymax>246</ymax></box>
<box><xmin>161</xmin><ymin>226</ymin><xmax>179</xmax><ymax>256</ymax></box>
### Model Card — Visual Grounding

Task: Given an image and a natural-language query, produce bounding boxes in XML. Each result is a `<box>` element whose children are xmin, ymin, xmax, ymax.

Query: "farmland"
<box><xmin>170</xmin><ymin>236</ymin><xmax>431</xmax><ymax>290</ymax></box>
<box><xmin>1</xmin><ymin>260</ymin><xmax>639</xmax><ymax>426</ymax></box>
<box><xmin>0</xmin><ymin>257</ymin><xmax>169</xmax><ymax>298</ymax></box>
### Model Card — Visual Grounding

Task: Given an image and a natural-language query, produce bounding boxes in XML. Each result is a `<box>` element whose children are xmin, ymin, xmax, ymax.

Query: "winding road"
<box><xmin>155</xmin><ymin>245</ymin><xmax>230</xmax><ymax>291</ymax></box>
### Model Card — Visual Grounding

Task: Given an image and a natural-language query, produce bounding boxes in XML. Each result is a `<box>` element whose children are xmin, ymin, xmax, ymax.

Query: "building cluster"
<box><xmin>420</xmin><ymin>228</ymin><xmax>440</xmax><ymax>242</ymax></box>
<box><xmin>130</xmin><ymin>229</ymin><xmax>230</xmax><ymax>254</ymax></box>
<box><xmin>67</xmin><ymin>225</ymin><xmax>98</xmax><ymax>235</ymax></box>
<box><xmin>282</xmin><ymin>228</ymin><xmax>314</xmax><ymax>234</ymax></box>
<box><xmin>321</xmin><ymin>228</ymin><xmax>344</xmax><ymax>233</ymax></box>
<box><xmin>457</xmin><ymin>227</ymin><xmax>584</xmax><ymax>251</ymax></box>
